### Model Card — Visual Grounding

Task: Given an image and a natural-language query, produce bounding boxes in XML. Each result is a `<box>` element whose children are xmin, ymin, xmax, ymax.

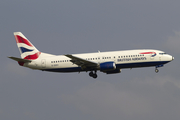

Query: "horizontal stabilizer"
<box><xmin>8</xmin><ymin>56</ymin><xmax>32</xmax><ymax>63</ymax></box>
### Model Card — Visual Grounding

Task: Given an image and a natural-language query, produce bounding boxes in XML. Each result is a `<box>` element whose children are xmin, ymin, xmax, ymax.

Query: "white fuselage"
<box><xmin>24</xmin><ymin>49</ymin><xmax>173</xmax><ymax>73</ymax></box>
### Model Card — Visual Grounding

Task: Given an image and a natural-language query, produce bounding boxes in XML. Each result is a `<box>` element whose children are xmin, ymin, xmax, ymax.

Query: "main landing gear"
<box><xmin>89</xmin><ymin>71</ymin><xmax>98</xmax><ymax>79</ymax></box>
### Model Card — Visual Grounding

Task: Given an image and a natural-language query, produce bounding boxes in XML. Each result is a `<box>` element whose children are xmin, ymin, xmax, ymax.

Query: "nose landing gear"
<box><xmin>155</xmin><ymin>64</ymin><xmax>164</xmax><ymax>73</ymax></box>
<box><xmin>89</xmin><ymin>71</ymin><xmax>98</xmax><ymax>79</ymax></box>
<box><xmin>155</xmin><ymin>68</ymin><xmax>159</xmax><ymax>73</ymax></box>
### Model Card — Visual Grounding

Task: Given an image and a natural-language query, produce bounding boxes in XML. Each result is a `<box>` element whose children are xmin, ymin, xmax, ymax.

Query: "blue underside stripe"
<box><xmin>43</xmin><ymin>61</ymin><xmax>170</xmax><ymax>73</ymax></box>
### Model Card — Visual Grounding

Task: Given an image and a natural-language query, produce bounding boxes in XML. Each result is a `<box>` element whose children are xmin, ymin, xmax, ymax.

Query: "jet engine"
<box><xmin>100</xmin><ymin>62</ymin><xmax>116</xmax><ymax>71</ymax></box>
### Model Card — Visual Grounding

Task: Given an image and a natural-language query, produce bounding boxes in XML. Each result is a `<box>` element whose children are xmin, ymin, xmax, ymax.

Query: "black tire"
<box><xmin>89</xmin><ymin>71</ymin><xmax>93</xmax><ymax>77</ymax></box>
<box><xmin>93</xmin><ymin>74</ymin><xmax>97</xmax><ymax>79</ymax></box>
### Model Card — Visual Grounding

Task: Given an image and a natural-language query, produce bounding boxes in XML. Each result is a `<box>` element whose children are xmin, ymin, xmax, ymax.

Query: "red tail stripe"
<box><xmin>15</xmin><ymin>35</ymin><xmax>33</xmax><ymax>47</ymax></box>
<box><xmin>24</xmin><ymin>52</ymin><xmax>41</xmax><ymax>60</ymax></box>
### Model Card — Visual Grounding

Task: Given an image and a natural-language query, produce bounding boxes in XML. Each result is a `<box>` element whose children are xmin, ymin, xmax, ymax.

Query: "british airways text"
<box><xmin>117</xmin><ymin>57</ymin><xmax>147</xmax><ymax>62</ymax></box>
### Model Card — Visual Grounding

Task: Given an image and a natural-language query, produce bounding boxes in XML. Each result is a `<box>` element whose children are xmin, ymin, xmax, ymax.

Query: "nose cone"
<box><xmin>169</xmin><ymin>55</ymin><xmax>174</xmax><ymax>61</ymax></box>
<box><xmin>166</xmin><ymin>54</ymin><xmax>174</xmax><ymax>62</ymax></box>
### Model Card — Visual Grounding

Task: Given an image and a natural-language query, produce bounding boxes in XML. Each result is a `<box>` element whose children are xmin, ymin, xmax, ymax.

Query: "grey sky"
<box><xmin>1</xmin><ymin>0</ymin><xmax>180</xmax><ymax>120</ymax></box>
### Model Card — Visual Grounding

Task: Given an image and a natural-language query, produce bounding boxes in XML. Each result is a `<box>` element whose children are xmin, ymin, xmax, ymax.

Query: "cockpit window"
<box><xmin>159</xmin><ymin>53</ymin><xmax>167</xmax><ymax>55</ymax></box>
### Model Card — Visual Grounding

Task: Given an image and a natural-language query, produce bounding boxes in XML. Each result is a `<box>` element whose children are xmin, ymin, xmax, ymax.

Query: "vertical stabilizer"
<box><xmin>14</xmin><ymin>32</ymin><xmax>41</xmax><ymax>60</ymax></box>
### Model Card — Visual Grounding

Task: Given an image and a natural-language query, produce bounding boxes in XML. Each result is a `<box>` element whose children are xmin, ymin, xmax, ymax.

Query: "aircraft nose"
<box><xmin>172</xmin><ymin>56</ymin><xmax>174</xmax><ymax>60</ymax></box>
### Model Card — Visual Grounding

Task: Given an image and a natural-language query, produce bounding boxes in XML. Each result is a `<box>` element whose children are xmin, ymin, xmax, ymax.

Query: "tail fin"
<box><xmin>14</xmin><ymin>32</ymin><xmax>41</xmax><ymax>60</ymax></box>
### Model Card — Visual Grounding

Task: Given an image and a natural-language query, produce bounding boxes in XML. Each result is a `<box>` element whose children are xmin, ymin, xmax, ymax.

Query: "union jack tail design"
<box><xmin>14</xmin><ymin>32</ymin><xmax>41</xmax><ymax>60</ymax></box>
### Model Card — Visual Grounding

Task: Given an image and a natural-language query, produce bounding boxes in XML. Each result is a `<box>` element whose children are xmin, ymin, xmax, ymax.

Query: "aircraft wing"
<box><xmin>64</xmin><ymin>54</ymin><xmax>98</xmax><ymax>69</ymax></box>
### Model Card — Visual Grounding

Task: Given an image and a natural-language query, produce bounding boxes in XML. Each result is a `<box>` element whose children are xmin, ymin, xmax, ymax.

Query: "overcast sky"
<box><xmin>1</xmin><ymin>0</ymin><xmax>180</xmax><ymax>120</ymax></box>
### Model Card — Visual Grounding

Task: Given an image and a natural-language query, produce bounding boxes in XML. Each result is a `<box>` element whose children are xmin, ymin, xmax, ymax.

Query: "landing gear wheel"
<box><xmin>155</xmin><ymin>69</ymin><xmax>159</xmax><ymax>73</ymax></box>
<box><xmin>89</xmin><ymin>71</ymin><xmax>98</xmax><ymax>78</ymax></box>
<box><xmin>89</xmin><ymin>71</ymin><xmax>93</xmax><ymax>77</ymax></box>
<box><xmin>92</xmin><ymin>74</ymin><xmax>97</xmax><ymax>79</ymax></box>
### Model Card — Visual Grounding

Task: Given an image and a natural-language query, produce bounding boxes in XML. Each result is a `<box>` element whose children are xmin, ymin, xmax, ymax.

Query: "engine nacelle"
<box><xmin>100</xmin><ymin>62</ymin><xmax>116</xmax><ymax>71</ymax></box>
<box><xmin>106</xmin><ymin>69</ymin><xmax>121</xmax><ymax>74</ymax></box>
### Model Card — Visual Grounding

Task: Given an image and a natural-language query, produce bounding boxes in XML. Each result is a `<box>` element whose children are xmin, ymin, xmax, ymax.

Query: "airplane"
<box><xmin>8</xmin><ymin>32</ymin><xmax>174</xmax><ymax>78</ymax></box>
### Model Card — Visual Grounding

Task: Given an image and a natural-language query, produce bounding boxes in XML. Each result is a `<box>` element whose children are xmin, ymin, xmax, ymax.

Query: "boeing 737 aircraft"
<box><xmin>9</xmin><ymin>32</ymin><xmax>174</xmax><ymax>78</ymax></box>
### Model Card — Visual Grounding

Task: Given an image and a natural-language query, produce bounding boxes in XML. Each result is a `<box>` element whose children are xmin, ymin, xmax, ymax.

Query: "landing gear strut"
<box><xmin>89</xmin><ymin>71</ymin><xmax>98</xmax><ymax>79</ymax></box>
<box><xmin>155</xmin><ymin>64</ymin><xmax>164</xmax><ymax>73</ymax></box>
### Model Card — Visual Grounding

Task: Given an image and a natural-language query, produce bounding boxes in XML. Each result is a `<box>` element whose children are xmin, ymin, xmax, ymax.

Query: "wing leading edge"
<box><xmin>64</xmin><ymin>54</ymin><xmax>98</xmax><ymax>70</ymax></box>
